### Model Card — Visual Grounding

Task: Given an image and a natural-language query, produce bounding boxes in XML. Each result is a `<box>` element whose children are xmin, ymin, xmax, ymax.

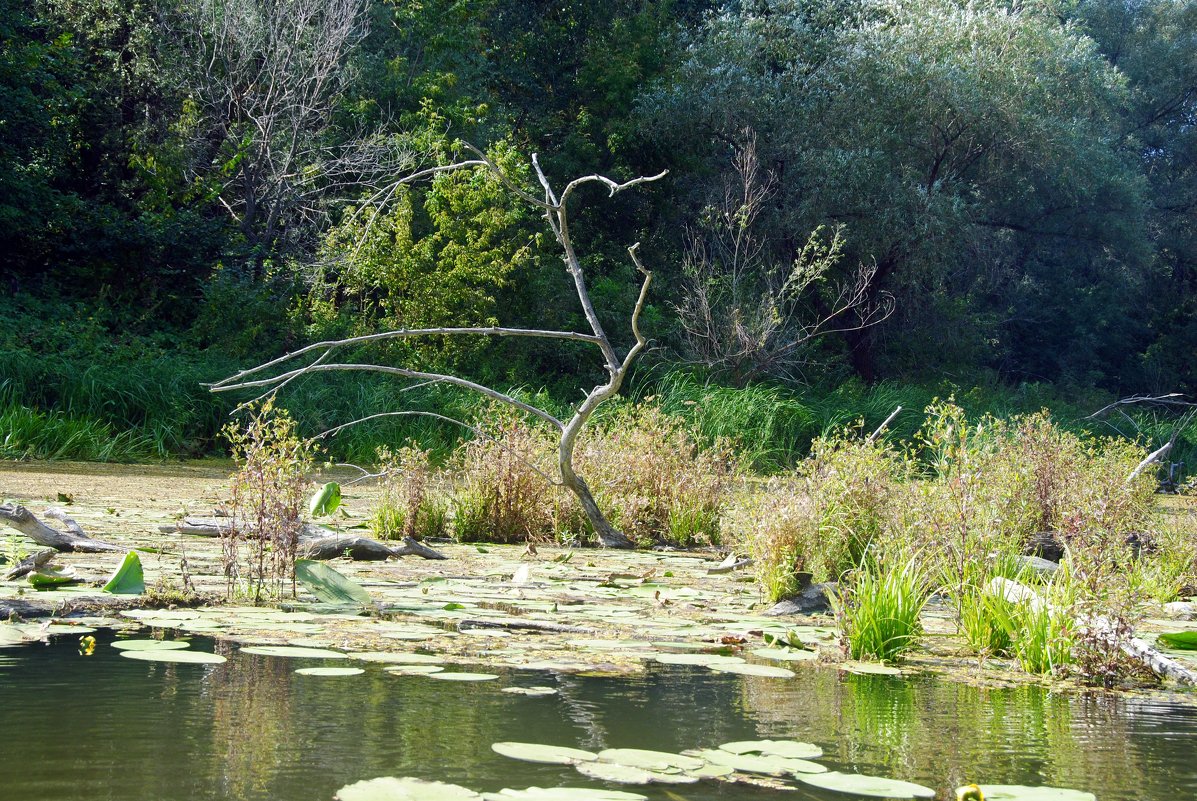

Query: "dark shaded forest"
<box><xmin>1</xmin><ymin>0</ymin><xmax>1194</xmax><ymax>462</ymax></box>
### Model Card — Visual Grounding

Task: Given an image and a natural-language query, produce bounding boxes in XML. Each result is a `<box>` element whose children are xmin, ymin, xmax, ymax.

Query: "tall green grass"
<box><xmin>833</xmin><ymin>554</ymin><xmax>931</xmax><ymax>663</ymax></box>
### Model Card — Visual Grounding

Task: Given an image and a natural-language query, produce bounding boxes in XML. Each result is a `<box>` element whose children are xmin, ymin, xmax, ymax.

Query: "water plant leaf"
<box><xmin>111</xmin><ymin>639</ymin><xmax>191</xmax><ymax>651</ymax></box>
<box><xmin>693</xmin><ymin>749</ymin><xmax>826</xmax><ymax>776</ymax></box>
<box><xmin>334</xmin><ymin>777</ymin><xmax>482</xmax><ymax>801</ymax></box>
<box><xmin>351</xmin><ymin>652</ymin><xmax>446</xmax><ymax>664</ymax></box>
<box><xmin>842</xmin><ymin>661</ymin><xmax>902</xmax><ymax>676</ymax></box>
<box><xmin>1156</xmin><ymin>632</ymin><xmax>1197</xmax><ymax>650</ymax></box>
<box><xmin>575</xmin><ymin>762</ymin><xmax>699</xmax><ymax>785</ymax></box>
<box><xmin>977</xmin><ymin>785</ymin><xmax>1096</xmax><ymax>801</ymax></box>
<box><xmin>491</xmin><ymin>742</ymin><xmax>598</xmax><ymax>765</ymax></box>
<box><xmin>296</xmin><ymin>667</ymin><xmax>364</xmax><ymax>676</ymax></box>
<box><xmin>120</xmin><ymin>649</ymin><xmax>227</xmax><ymax>665</ymax></box>
<box><xmin>295</xmin><ymin>559</ymin><xmax>371</xmax><ymax>605</ymax></box>
<box><xmin>101</xmin><ymin>551</ymin><xmax>145</xmax><ymax>595</ymax></box>
<box><xmin>798</xmin><ymin>771</ymin><xmax>935</xmax><ymax>798</ymax></box>
<box><xmin>309</xmin><ymin>482</ymin><xmax>342</xmax><ymax>517</ymax></box>
<box><xmin>719</xmin><ymin>740</ymin><xmax>823</xmax><ymax>759</ymax></box>
<box><xmin>750</xmin><ymin>647</ymin><xmax>817</xmax><ymax>662</ymax></box>
<box><xmin>385</xmin><ymin>665</ymin><xmax>445</xmax><ymax>675</ymax></box>
<box><xmin>597</xmin><ymin>749</ymin><xmax>705</xmax><ymax>772</ymax></box>
<box><xmin>482</xmin><ymin>788</ymin><xmax>645</xmax><ymax>801</ymax></box>
<box><xmin>652</xmin><ymin>653</ymin><xmax>745</xmax><ymax>667</ymax></box>
<box><xmin>240</xmin><ymin>645</ymin><xmax>349</xmax><ymax>659</ymax></box>
<box><xmin>29</xmin><ymin>567</ymin><xmax>77</xmax><ymax>587</ymax></box>
<box><xmin>427</xmin><ymin>672</ymin><xmax>499</xmax><ymax>681</ymax></box>
<box><xmin>500</xmin><ymin>686</ymin><xmax>558</xmax><ymax>696</ymax></box>
<box><xmin>709</xmin><ymin>663</ymin><xmax>796</xmax><ymax>678</ymax></box>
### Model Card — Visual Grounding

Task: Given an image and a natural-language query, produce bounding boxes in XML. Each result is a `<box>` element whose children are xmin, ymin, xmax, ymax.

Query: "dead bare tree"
<box><xmin>209</xmin><ymin>147</ymin><xmax>667</xmax><ymax>548</ymax></box>
<box><xmin>172</xmin><ymin>0</ymin><xmax>412</xmax><ymax>260</ymax></box>
<box><xmin>675</xmin><ymin>132</ymin><xmax>894</xmax><ymax>385</ymax></box>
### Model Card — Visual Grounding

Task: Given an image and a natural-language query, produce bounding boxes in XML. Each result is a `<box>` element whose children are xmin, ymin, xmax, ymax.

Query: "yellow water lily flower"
<box><xmin>955</xmin><ymin>785</ymin><xmax>985</xmax><ymax>801</ymax></box>
<box><xmin>78</xmin><ymin>635</ymin><xmax>96</xmax><ymax>656</ymax></box>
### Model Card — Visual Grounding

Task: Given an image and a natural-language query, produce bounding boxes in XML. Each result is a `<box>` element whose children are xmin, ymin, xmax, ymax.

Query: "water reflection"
<box><xmin>0</xmin><ymin>634</ymin><xmax>1193</xmax><ymax>801</ymax></box>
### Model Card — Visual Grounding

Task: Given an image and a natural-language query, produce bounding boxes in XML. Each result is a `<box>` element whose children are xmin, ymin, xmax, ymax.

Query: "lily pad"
<box><xmin>29</xmin><ymin>567</ymin><xmax>77</xmax><ymax>587</ymax></box>
<box><xmin>597</xmin><ymin>748</ymin><xmax>705</xmax><ymax>772</ymax></box>
<box><xmin>240</xmin><ymin>645</ymin><xmax>348</xmax><ymax>659</ymax></box>
<box><xmin>798</xmin><ymin>771</ymin><xmax>935</xmax><ymax>798</ymax></box>
<box><xmin>491</xmin><ymin>742</ymin><xmax>598</xmax><ymax>765</ymax></box>
<box><xmin>111</xmin><ymin>639</ymin><xmax>191</xmax><ymax>651</ymax></box>
<box><xmin>295</xmin><ymin>559</ymin><xmax>371</xmax><ymax>605</ymax></box>
<box><xmin>482</xmin><ymin>788</ymin><xmax>646</xmax><ymax>801</ymax></box>
<box><xmin>978</xmin><ymin>786</ymin><xmax>1096</xmax><ymax>801</ymax></box>
<box><xmin>102</xmin><ymin>551</ymin><xmax>145</xmax><ymax>595</ymax></box>
<box><xmin>296</xmin><ymin>667</ymin><xmax>365</xmax><ymax>676</ymax></box>
<box><xmin>385</xmin><ymin>665</ymin><xmax>445</xmax><ymax>675</ymax></box>
<box><xmin>693</xmin><ymin>748</ymin><xmax>826</xmax><ymax>776</ymax></box>
<box><xmin>500</xmin><ymin>686</ymin><xmax>558</xmax><ymax>696</ymax></box>
<box><xmin>335</xmin><ymin>777</ymin><xmax>482</xmax><ymax>801</ymax></box>
<box><xmin>750</xmin><ymin>647</ymin><xmax>817</xmax><ymax>662</ymax></box>
<box><xmin>719</xmin><ymin>740</ymin><xmax>823</xmax><ymax>760</ymax></box>
<box><xmin>351</xmin><ymin>651</ymin><xmax>446</xmax><ymax>664</ymax></box>
<box><xmin>120</xmin><ymin>649</ymin><xmax>227</xmax><ymax>665</ymax></box>
<box><xmin>842</xmin><ymin>661</ymin><xmax>902</xmax><ymax>676</ymax></box>
<box><xmin>575</xmin><ymin>762</ymin><xmax>699</xmax><ymax>785</ymax></box>
<box><xmin>709</xmin><ymin>663</ymin><xmax>796</xmax><ymax>678</ymax></box>
<box><xmin>427</xmin><ymin>672</ymin><xmax>499</xmax><ymax>682</ymax></box>
<box><xmin>652</xmin><ymin>653</ymin><xmax>745</xmax><ymax>667</ymax></box>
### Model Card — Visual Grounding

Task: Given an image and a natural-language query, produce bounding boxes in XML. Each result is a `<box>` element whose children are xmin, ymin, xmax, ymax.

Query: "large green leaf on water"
<box><xmin>102</xmin><ymin>551</ymin><xmax>145</xmax><ymax>595</ymax></box>
<box><xmin>978</xmin><ymin>786</ymin><xmax>1096</xmax><ymax>801</ymax></box>
<box><xmin>29</xmin><ymin>567</ymin><xmax>77</xmax><ymax>587</ymax></box>
<box><xmin>500</xmin><ymin>686</ymin><xmax>557</xmax><ymax>697</ymax></box>
<box><xmin>798</xmin><ymin>771</ymin><xmax>935</xmax><ymax>798</ymax></box>
<box><xmin>385</xmin><ymin>665</ymin><xmax>445</xmax><ymax>675</ymax></box>
<box><xmin>426</xmin><ymin>672</ymin><xmax>498</xmax><ymax>682</ymax></box>
<box><xmin>693</xmin><ymin>748</ymin><xmax>826</xmax><ymax>776</ymax></box>
<box><xmin>719</xmin><ymin>740</ymin><xmax>823</xmax><ymax>759</ymax></box>
<box><xmin>120</xmin><ymin>649</ymin><xmax>226</xmax><ymax>665</ymax></box>
<box><xmin>335</xmin><ymin>777</ymin><xmax>481</xmax><ymax>801</ymax></box>
<box><xmin>1157</xmin><ymin>631</ymin><xmax>1197</xmax><ymax>650</ymax></box>
<box><xmin>750</xmin><ymin>647</ymin><xmax>817</xmax><ymax>662</ymax></box>
<box><xmin>575</xmin><ymin>762</ymin><xmax>699</xmax><ymax>785</ymax></box>
<box><xmin>241</xmin><ymin>645</ymin><xmax>348</xmax><ymax>659</ymax></box>
<box><xmin>653</xmin><ymin>653</ymin><xmax>745</xmax><ymax>667</ymax></box>
<box><xmin>296</xmin><ymin>667</ymin><xmax>364</xmax><ymax>676</ymax></box>
<box><xmin>483</xmin><ymin>789</ymin><xmax>645</xmax><ymax>801</ymax></box>
<box><xmin>295</xmin><ymin>559</ymin><xmax>371</xmax><ymax>605</ymax></box>
<box><xmin>597</xmin><ymin>749</ymin><xmax>705</xmax><ymax>772</ymax></box>
<box><xmin>351</xmin><ymin>652</ymin><xmax>446</xmax><ymax>664</ymax></box>
<box><xmin>709</xmin><ymin>663</ymin><xmax>796</xmax><ymax>678</ymax></box>
<box><xmin>491</xmin><ymin>742</ymin><xmax>598</xmax><ymax>765</ymax></box>
<box><xmin>111</xmin><ymin>639</ymin><xmax>191</xmax><ymax>652</ymax></box>
<box><xmin>310</xmin><ymin>482</ymin><xmax>343</xmax><ymax>517</ymax></box>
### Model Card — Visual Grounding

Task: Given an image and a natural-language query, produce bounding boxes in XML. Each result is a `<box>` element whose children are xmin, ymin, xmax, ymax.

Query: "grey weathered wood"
<box><xmin>161</xmin><ymin>517</ymin><xmax>446</xmax><ymax>560</ymax></box>
<box><xmin>0</xmin><ymin>503</ymin><xmax>122</xmax><ymax>552</ymax></box>
<box><xmin>4</xmin><ymin>548</ymin><xmax>56</xmax><ymax>580</ymax></box>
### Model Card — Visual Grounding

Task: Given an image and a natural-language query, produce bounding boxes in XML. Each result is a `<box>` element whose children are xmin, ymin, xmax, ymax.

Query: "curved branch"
<box><xmin>215</xmin><ymin>363</ymin><xmax>564</xmax><ymax>430</ymax></box>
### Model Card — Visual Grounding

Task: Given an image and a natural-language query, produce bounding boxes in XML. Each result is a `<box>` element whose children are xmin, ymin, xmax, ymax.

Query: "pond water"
<box><xmin>2</xmin><ymin>633</ymin><xmax>1195</xmax><ymax>801</ymax></box>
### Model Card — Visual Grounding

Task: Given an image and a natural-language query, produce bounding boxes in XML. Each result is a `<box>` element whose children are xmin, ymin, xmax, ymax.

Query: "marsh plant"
<box><xmin>576</xmin><ymin>405</ymin><xmax>738</xmax><ymax>547</ymax></box>
<box><xmin>369</xmin><ymin>445</ymin><xmax>448</xmax><ymax>541</ymax></box>
<box><xmin>224</xmin><ymin>400</ymin><xmax>315</xmax><ymax>602</ymax></box>
<box><xmin>833</xmin><ymin>552</ymin><xmax>931</xmax><ymax>663</ymax></box>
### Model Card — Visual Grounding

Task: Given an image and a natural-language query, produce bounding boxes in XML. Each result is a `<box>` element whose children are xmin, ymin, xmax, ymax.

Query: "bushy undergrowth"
<box><xmin>368</xmin><ymin>446</ymin><xmax>448</xmax><ymax>541</ymax></box>
<box><xmin>729</xmin><ymin>400</ymin><xmax>1193</xmax><ymax>683</ymax></box>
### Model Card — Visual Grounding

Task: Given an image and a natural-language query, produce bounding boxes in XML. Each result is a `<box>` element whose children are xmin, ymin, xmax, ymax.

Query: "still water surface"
<box><xmin>1</xmin><ymin>632</ymin><xmax>1195</xmax><ymax>801</ymax></box>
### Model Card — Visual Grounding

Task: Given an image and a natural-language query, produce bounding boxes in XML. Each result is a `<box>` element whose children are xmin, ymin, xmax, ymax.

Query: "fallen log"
<box><xmin>160</xmin><ymin>517</ymin><xmax>446</xmax><ymax>561</ymax></box>
<box><xmin>457</xmin><ymin>618</ymin><xmax>596</xmax><ymax>635</ymax></box>
<box><xmin>0</xmin><ymin>503</ymin><xmax>122</xmax><ymax>553</ymax></box>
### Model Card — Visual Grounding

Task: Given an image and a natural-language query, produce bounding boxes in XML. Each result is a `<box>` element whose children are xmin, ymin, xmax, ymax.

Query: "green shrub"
<box><xmin>735</xmin><ymin>486</ymin><xmax>816</xmax><ymax>602</ymax></box>
<box><xmin>368</xmin><ymin>445</ymin><xmax>449</xmax><ymax>541</ymax></box>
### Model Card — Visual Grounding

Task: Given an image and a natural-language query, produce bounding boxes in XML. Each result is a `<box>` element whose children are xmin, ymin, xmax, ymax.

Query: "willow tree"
<box><xmin>210</xmin><ymin>147</ymin><xmax>666</xmax><ymax>548</ymax></box>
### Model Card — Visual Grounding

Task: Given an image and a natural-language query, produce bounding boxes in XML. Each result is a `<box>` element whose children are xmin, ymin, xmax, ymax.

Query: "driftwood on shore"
<box><xmin>0</xmin><ymin>503</ymin><xmax>122</xmax><ymax>553</ymax></box>
<box><xmin>159</xmin><ymin>517</ymin><xmax>446</xmax><ymax>561</ymax></box>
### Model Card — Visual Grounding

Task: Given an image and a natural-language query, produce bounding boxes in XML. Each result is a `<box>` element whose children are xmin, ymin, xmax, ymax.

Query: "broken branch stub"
<box><xmin>211</xmin><ymin>150</ymin><xmax>667</xmax><ymax>548</ymax></box>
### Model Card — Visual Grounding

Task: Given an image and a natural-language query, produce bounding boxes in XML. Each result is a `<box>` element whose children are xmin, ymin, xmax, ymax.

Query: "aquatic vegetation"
<box><xmin>224</xmin><ymin>400</ymin><xmax>316</xmax><ymax>601</ymax></box>
<box><xmin>101</xmin><ymin>551</ymin><xmax>145</xmax><ymax>595</ymax></box>
<box><xmin>295</xmin><ymin>667</ymin><xmax>364</xmax><ymax>676</ymax></box>
<box><xmin>294</xmin><ymin>559</ymin><xmax>372</xmax><ymax>605</ymax></box>
<box><xmin>834</xmin><ymin>554</ymin><xmax>931</xmax><ymax>663</ymax></box>
<box><xmin>798</xmin><ymin>771</ymin><xmax>935</xmax><ymax>798</ymax></box>
<box><xmin>490</xmin><ymin>743</ymin><xmax>597</xmax><ymax>765</ymax></box>
<box><xmin>369</xmin><ymin>446</ymin><xmax>449</xmax><ymax>542</ymax></box>
<box><xmin>119</xmin><ymin>649</ymin><xmax>227</xmax><ymax>664</ymax></box>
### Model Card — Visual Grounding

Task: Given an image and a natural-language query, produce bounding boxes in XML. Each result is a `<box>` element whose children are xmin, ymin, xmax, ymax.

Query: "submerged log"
<box><xmin>0</xmin><ymin>503</ymin><xmax>122</xmax><ymax>553</ymax></box>
<box><xmin>160</xmin><ymin>517</ymin><xmax>446</xmax><ymax>561</ymax></box>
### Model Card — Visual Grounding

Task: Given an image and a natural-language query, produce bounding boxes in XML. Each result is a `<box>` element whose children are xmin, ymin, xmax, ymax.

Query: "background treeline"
<box><xmin>1</xmin><ymin>0</ymin><xmax>1194</xmax><ymax>462</ymax></box>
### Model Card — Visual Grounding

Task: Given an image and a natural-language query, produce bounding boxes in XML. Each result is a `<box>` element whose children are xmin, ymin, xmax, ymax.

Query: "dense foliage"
<box><xmin>2</xmin><ymin>0</ymin><xmax>1195</xmax><ymax>459</ymax></box>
